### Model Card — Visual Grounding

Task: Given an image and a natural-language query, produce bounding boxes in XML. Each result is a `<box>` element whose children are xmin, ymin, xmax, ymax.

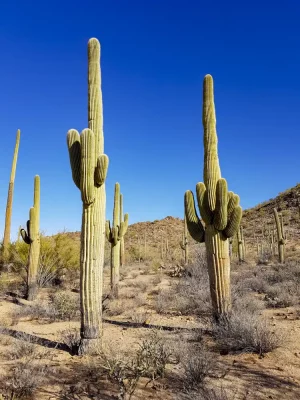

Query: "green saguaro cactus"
<box><xmin>273</xmin><ymin>208</ymin><xmax>286</xmax><ymax>263</ymax></box>
<box><xmin>106</xmin><ymin>183</ymin><xmax>128</xmax><ymax>297</ymax></box>
<box><xmin>119</xmin><ymin>193</ymin><xmax>125</xmax><ymax>268</ymax></box>
<box><xmin>3</xmin><ymin>130</ymin><xmax>21</xmax><ymax>260</ymax></box>
<box><xmin>180</xmin><ymin>216</ymin><xmax>189</xmax><ymax>265</ymax></box>
<box><xmin>184</xmin><ymin>75</ymin><xmax>242</xmax><ymax>321</ymax></box>
<box><xmin>237</xmin><ymin>225</ymin><xmax>245</xmax><ymax>262</ymax></box>
<box><xmin>20</xmin><ymin>175</ymin><xmax>40</xmax><ymax>301</ymax></box>
<box><xmin>67</xmin><ymin>38</ymin><xmax>109</xmax><ymax>354</ymax></box>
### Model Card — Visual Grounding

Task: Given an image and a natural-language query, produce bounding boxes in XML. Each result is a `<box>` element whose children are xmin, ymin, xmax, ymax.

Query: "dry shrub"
<box><xmin>213</xmin><ymin>310</ymin><xmax>283</xmax><ymax>356</ymax></box>
<box><xmin>105</xmin><ymin>299</ymin><xmax>128</xmax><ymax>316</ymax></box>
<box><xmin>131</xmin><ymin>311</ymin><xmax>152</xmax><ymax>324</ymax></box>
<box><xmin>59</xmin><ymin>327</ymin><xmax>81</xmax><ymax>354</ymax></box>
<box><xmin>151</xmin><ymin>274</ymin><xmax>162</xmax><ymax>285</ymax></box>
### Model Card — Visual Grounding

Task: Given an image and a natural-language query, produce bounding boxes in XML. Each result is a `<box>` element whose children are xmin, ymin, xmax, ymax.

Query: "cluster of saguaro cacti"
<box><xmin>106</xmin><ymin>183</ymin><xmax>129</xmax><ymax>297</ymax></box>
<box><xmin>273</xmin><ymin>208</ymin><xmax>286</xmax><ymax>263</ymax></box>
<box><xmin>184</xmin><ymin>75</ymin><xmax>242</xmax><ymax>320</ymax></box>
<box><xmin>67</xmin><ymin>38</ymin><xmax>109</xmax><ymax>354</ymax></box>
<box><xmin>20</xmin><ymin>175</ymin><xmax>40</xmax><ymax>301</ymax></box>
<box><xmin>237</xmin><ymin>225</ymin><xmax>245</xmax><ymax>262</ymax></box>
<box><xmin>3</xmin><ymin>130</ymin><xmax>21</xmax><ymax>260</ymax></box>
<box><xmin>180</xmin><ymin>216</ymin><xmax>189</xmax><ymax>265</ymax></box>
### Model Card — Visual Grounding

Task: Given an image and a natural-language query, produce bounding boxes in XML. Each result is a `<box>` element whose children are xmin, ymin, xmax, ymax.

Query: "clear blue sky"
<box><xmin>1</xmin><ymin>1</ymin><xmax>300</xmax><ymax>239</ymax></box>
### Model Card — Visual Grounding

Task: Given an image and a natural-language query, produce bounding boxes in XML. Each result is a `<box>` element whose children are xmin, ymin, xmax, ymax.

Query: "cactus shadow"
<box><xmin>0</xmin><ymin>326</ymin><xmax>72</xmax><ymax>354</ymax></box>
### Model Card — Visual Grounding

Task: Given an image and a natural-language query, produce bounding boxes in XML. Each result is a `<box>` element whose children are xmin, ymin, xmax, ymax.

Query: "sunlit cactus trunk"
<box><xmin>3</xmin><ymin>130</ymin><xmax>20</xmax><ymax>261</ymax></box>
<box><xmin>185</xmin><ymin>75</ymin><xmax>242</xmax><ymax>321</ymax></box>
<box><xmin>67</xmin><ymin>38</ymin><xmax>109</xmax><ymax>354</ymax></box>
<box><xmin>106</xmin><ymin>183</ymin><xmax>128</xmax><ymax>298</ymax></box>
<box><xmin>20</xmin><ymin>175</ymin><xmax>40</xmax><ymax>301</ymax></box>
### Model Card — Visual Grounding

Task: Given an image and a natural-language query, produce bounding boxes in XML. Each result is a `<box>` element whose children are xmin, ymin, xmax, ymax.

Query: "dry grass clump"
<box><xmin>105</xmin><ymin>299</ymin><xmax>129</xmax><ymax>317</ymax></box>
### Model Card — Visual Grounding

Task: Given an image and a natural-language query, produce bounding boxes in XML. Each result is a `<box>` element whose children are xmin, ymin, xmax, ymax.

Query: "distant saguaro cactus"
<box><xmin>20</xmin><ymin>175</ymin><xmax>40</xmax><ymax>301</ymax></box>
<box><xmin>180</xmin><ymin>216</ymin><xmax>189</xmax><ymax>265</ymax></box>
<box><xmin>273</xmin><ymin>208</ymin><xmax>286</xmax><ymax>263</ymax></box>
<box><xmin>119</xmin><ymin>193</ymin><xmax>125</xmax><ymax>268</ymax></box>
<box><xmin>237</xmin><ymin>225</ymin><xmax>245</xmax><ymax>262</ymax></box>
<box><xmin>67</xmin><ymin>38</ymin><xmax>109</xmax><ymax>354</ymax></box>
<box><xmin>3</xmin><ymin>130</ymin><xmax>20</xmax><ymax>260</ymax></box>
<box><xmin>106</xmin><ymin>183</ymin><xmax>129</xmax><ymax>297</ymax></box>
<box><xmin>184</xmin><ymin>75</ymin><xmax>242</xmax><ymax>321</ymax></box>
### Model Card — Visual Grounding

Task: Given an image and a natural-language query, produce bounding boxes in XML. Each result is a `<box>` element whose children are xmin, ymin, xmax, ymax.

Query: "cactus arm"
<box><xmin>80</xmin><ymin>129</ymin><xmax>96</xmax><ymax>205</ymax></box>
<box><xmin>67</xmin><ymin>129</ymin><xmax>81</xmax><ymax>189</ymax></box>
<box><xmin>184</xmin><ymin>191</ymin><xmax>205</xmax><ymax>242</ymax></box>
<box><xmin>119</xmin><ymin>213</ymin><xmax>129</xmax><ymax>238</ymax></box>
<box><xmin>214</xmin><ymin>178</ymin><xmax>228</xmax><ymax>231</ymax></box>
<box><xmin>196</xmin><ymin>182</ymin><xmax>213</xmax><ymax>225</ymax></box>
<box><xmin>223</xmin><ymin>205</ymin><xmax>242</xmax><ymax>238</ymax></box>
<box><xmin>20</xmin><ymin>227</ymin><xmax>31</xmax><ymax>244</ymax></box>
<box><xmin>95</xmin><ymin>154</ymin><xmax>109</xmax><ymax>186</ymax></box>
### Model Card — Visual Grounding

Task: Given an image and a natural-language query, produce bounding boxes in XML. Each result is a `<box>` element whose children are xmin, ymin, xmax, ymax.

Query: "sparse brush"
<box><xmin>59</xmin><ymin>327</ymin><xmax>81</xmax><ymax>354</ymax></box>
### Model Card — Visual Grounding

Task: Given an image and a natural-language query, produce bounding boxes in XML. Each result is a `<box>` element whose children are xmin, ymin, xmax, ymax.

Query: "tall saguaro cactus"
<box><xmin>180</xmin><ymin>216</ymin><xmax>189</xmax><ymax>265</ymax></box>
<box><xmin>184</xmin><ymin>75</ymin><xmax>242</xmax><ymax>321</ymax></box>
<box><xmin>3</xmin><ymin>130</ymin><xmax>21</xmax><ymax>260</ymax></box>
<box><xmin>20</xmin><ymin>175</ymin><xmax>40</xmax><ymax>301</ymax></box>
<box><xmin>67</xmin><ymin>38</ymin><xmax>109</xmax><ymax>354</ymax></box>
<box><xmin>106</xmin><ymin>183</ymin><xmax>129</xmax><ymax>297</ymax></box>
<box><xmin>237</xmin><ymin>225</ymin><xmax>245</xmax><ymax>262</ymax></box>
<box><xmin>119</xmin><ymin>193</ymin><xmax>125</xmax><ymax>268</ymax></box>
<box><xmin>273</xmin><ymin>208</ymin><xmax>286</xmax><ymax>263</ymax></box>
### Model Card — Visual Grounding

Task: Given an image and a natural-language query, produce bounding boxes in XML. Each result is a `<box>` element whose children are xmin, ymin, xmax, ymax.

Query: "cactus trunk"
<box><xmin>273</xmin><ymin>208</ymin><xmax>285</xmax><ymax>264</ymax></box>
<box><xmin>3</xmin><ymin>130</ymin><xmax>20</xmax><ymax>260</ymax></box>
<box><xmin>120</xmin><ymin>194</ymin><xmax>125</xmax><ymax>268</ymax></box>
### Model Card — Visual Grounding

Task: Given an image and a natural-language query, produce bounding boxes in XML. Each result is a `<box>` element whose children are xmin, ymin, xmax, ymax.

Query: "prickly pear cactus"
<box><xmin>184</xmin><ymin>75</ymin><xmax>242</xmax><ymax>320</ymax></box>
<box><xmin>67</xmin><ymin>38</ymin><xmax>109</xmax><ymax>354</ymax></box>
<box><xmin>20</xmin><ymin>175</ymin><xmax>40</xmax><ymax>301</ymax></box>
<box><xmin>106</xmin><ymin>183</ymin><xmax>128</xmax><ymax>297</ymax></box>
<box><xmin>273</xmin><ymin>208</ymin><xmax>286</xmax><ymax>263</ymax></box>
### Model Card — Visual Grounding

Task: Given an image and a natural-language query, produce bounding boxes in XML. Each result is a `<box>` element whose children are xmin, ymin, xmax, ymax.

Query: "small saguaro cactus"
<box><xmin>237</xmin><ymin>225</ymin><xmax>245</xmax><ymax>262</ymax></box>
<box><xmin>67</xmin><ymin>38</ymin><xmax>109</xmax><ymax>354</ymax></box>
<box><xmin>184</xmin><ymin>75</ymin><xmax>242</xmax><ymax>321</ymax></box>
<box><xmin>273</xmin><ymin>208</ymin><xmax>286</xmax><ymax>263</ymax></box>
<box><xmin>106</xmin><ymin>183</ymin><xmax>129</xmax><ymax>297</ymax></box>
<box><xmin>3</xmin><ymin>129</ymin><xmax>21</xmax><ymax>260</ymax></box>
<box><xmin>20</xmin><ymin>175</ymin><xmax>40</xmax><ymax>301</ymax></box>
<box><xmin>180</xmin><ymin>216</ymin><xmax>189</xmax><ymax>265</ymax></box>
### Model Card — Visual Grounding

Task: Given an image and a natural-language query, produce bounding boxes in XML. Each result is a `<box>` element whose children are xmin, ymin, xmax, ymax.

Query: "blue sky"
<box><xmin>1</xmin><ymin>1</ymin><xmax>300</xmax><ymax>239</ymax></box>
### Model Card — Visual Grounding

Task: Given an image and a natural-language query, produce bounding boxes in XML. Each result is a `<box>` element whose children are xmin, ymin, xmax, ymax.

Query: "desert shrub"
<box><xmin>179</xmin><ymin>387</ymin><xmax>230</xmax><ymax>400</ymax></box>
<box><xmin>105</xmin><ymin>299</ymin><xmax>128</xmax><ymax>316</ymax></box>
<box><xmin>180</xmin><ymin>345</ymin><xmax>216</xmax><ymax>391</ymax></box>
<box><xmin>6</xmin><ymin>333</ymin><xmax>39</xmax><ymax>360</ymax></box>
<box><xmin>59</xmin><ymin>327</ymin><xmax>81</xmax><ymax>354</ymax></box>
<box><xmin>49</xmin><ymin>291</ymin><xmax>80</xmax><ymax>321</ymax></box>
<box><xmin>151</xmin><ymin>275</ymin><xmax>162</xmax><ymax>285</ymax></box>
<box><xmin>264</xmin><ymin>283</ymin><xmax>299</xmax><ymax>308</ymax></box>
<box><xmin>213</xmin><ymin>310</ymin><xmax>283</xmax><ymax>356</ymax></box>
<box><xmin>131</xmin><ymin>311</ymin><xmax>152</xmax><ymax>324</ymax></box>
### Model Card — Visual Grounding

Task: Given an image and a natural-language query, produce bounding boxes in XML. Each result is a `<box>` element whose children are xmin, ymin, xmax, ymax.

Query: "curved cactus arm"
<box><xmin>67</xmin><ymin>129</ymin><xmax>81</xmax><ymax>189</ymax></box>
<box><xmin>227</xmin><ymin>193</ymin><xmax>240</xmax><ymax>217</ymax></box>
<box><xmin>95</xmin><ymin>154</ymin><xmax>109</xmax><ymax>186</ymax></box>
<box><xmin>214</xmin><ymin>178</ymin><xmax>228</xmax><ymax>231</ymax></box>
<box><xmin>105</xmin><ymin>220</ymin><xmax>112</xmax><ymax>242</ymax></box>
<box><xmin>196</xmin><ymin>182</ymin><xmax>213</xmax><ymax>225</ymax></box>
<box><xmin>223</xmin><ymin>205</ymin><xmax>242</xmax><ymax>238</ymax></box>
<box><xmin>184</xmin><ymin>191</ymin><xmax>205</xmax><ymax>243</ymax></box>
<box><xmin>20</xmin><ymin>227</ymin><xmax>31</xmax><ymax>244</ymax></box>
<box><xmin>119</xmin><ymin>213</ymin><xmax>129</xmax><ymax>238</ymax></box>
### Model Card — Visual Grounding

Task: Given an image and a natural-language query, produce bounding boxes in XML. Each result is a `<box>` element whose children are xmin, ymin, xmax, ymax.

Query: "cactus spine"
<box><xmin>273</xmin><ymin>208</ymin><xmax>286</xmax><ymax>263</ymax></box>
<box><xmin>20</xmin><ymin>175</ymin><xmax>40</xmax><ymax>301</ymax></box>
<box><xmin>184</xmin><ymin>75</ymin><xmax>242</xmax><ymax>320</ymax></box>
<box><xmin>180</xmin><ymin>216</ymin><xmax>189</xmax><ymax>265</ymax></box>
<box><xmin>119</xmin><ymin>193</ymin><xmax>125</xmax><ymax>268</ymax></box>
<box><xmin>3</xmin><ymin>130</ymin><xmax>20</xmax><ymax>260</ymax></box>
<box><xmin>106</xmin><ymin>183</ymin><xmax>129</xmax><ymax>297</ymax></box>
<box><xmin>67</xmin><ymin>38</ymin><xmax>109</xmax><ymax>353</ymax></box>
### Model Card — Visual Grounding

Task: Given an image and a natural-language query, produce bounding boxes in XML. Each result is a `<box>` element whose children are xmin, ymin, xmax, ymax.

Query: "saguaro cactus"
<box><xmin>3</xmin><ymin>130</ymin><xmax>21</xmax><ymax>260</ymax></box>
<box><xmin>237</xmin><ymin>225</ymin><xmax>245</xmax><ymax>262</ymax></box>
<box><xmin>67</xmin><ymin>38</ymin><xmax>109</xmax><ymax>354</ymax></box>
<box><xmin>106</xmin><ymin>183</ymin><xmax>129</xmax><ymax>297</ymax></box>
<box><xmin>184</xmin><ymin>75</ymin><xmax>242</xmax><ymax>320</ymax></box>
<box><xmin>20</xmin><ymin>175</ymin><xmax>40</xmax><ymax>301</ymax></box>
<box><xmin>180</xmin><ymin>216</ymin><xmax>189</xmax><ymax>265</ymax></box>
<box><xmin>273</xmin><ymin>208</ymin><xmax>286</xmax><ymax>263</ymax></box>
<box><xmin>119</xmin><ymin>193</ymin><xmax>125</xmax><ymax>268</ymax></box>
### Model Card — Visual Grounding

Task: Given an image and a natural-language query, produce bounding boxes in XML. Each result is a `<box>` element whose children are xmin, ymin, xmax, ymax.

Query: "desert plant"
<box><xmin>180</xmin><ymin>216</ymin><xmax>189</xmax><ymax>265</ymax></box>
<box><xmin>273</xmin><ymin>208</ymin><xmax>286</xmax><ymax>263</ymax></box>
<box><xmin>184</xmin><ymin>75</ymin><xmax>242</xmax><ymax>321</ymax></box>
<box><xmin>20</xmin><ymin>175</ymin><xmax>40</xmax><ymax>301</ymax></box>
<box><xmin>106</xmin><ymin>183</ymin><xmax>129</xmax><ymax>297</ymax></box>
<box><xmin>67</xmin><ymin>38</ymin><xmax>109</xmax><ymax>354</ymax></box>
<box><xmin>237</xmin><ymin>225</ymin><xmax>245</xmax><ymax>263</ymax></box>
<box><xmin>120</xmin><ymin>193</ymin><xmax>126</xmax><ymax>268</ymax></box>
<box><xmin>2</xmin><ymin>129</ymin><xmax>20</xmax><ymax>261</ymax></box>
